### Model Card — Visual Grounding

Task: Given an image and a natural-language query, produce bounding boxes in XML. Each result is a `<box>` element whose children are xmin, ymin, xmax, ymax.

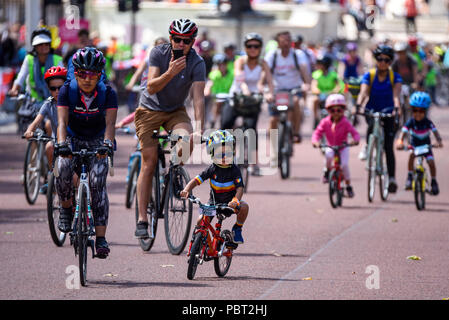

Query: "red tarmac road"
<box><xmin>1</xmin><ymin>106</ymin><xmax>448</xmax><ymax>300</ymax></box>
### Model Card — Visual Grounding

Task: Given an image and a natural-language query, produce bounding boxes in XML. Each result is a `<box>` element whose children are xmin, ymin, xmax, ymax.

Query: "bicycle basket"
<box><xmin>233</xmin><ymin>94</ymin><xmax>262</xmax><ymax>116</ymax></box>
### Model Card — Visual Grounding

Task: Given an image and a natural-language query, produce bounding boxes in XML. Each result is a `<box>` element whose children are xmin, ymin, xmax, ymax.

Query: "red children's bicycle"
<box><xmin>319</xmin><ymin>143</ymin><xmax>353</xmax><ymax>208</ymax></box>
<box><xmin>186</xmin><ymin>196</ymin><xmax>239</xmax><ymax>280</ymax></box>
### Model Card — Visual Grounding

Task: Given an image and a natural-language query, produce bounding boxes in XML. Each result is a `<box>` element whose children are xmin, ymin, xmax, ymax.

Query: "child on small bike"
<box><xmin>23</xmin><ymin>66</ymin><xmax>67</xmax><ymax>193</ymax></box>
<box><xmin>395</xmin><ymin>91</ymin><xmax>443</xmax><ymax>195</ymax></box>
<box><xmin>312</xmin><ymin>94</ymin><xmax>360</xmax><ymax>198</ymax></box>
<box><xmin>180</xmin><ymin>130</ymin><xmax>249</xmax><ymax>244</ymax></box>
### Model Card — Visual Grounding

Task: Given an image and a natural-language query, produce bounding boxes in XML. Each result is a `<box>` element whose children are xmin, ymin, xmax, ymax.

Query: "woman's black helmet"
<box><xmin>72</xmin><ymin>47</ymin><xmax>106</xmax><ymax>72</ymax></box>
<box><xmin>373</xmin><ymin>44</ymin><xmax>395</xmax><ymax>60</ymax></box>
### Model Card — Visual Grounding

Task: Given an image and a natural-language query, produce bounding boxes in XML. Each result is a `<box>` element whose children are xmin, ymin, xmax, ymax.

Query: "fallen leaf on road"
<box><xmin>442</xmin><ymin>298</ymin><xmax>449</xmax><ymax>300</ymax></box>
<box><xmin>391</xmin><ymin>218</ymin><xmax>398</xmax><ymax>223</ymax></box>
<box><xmin>315</xmin><ymin>209</ymin><xmax>324</xmax><ymax>214</ymax></box>
<box><xmin>352</xmin><ymin>272</ymin><xmax>356</xmax><ymax>275</ymax></box>
<box><xmin>301</xmin><ymin>277</ymin><xmax>312</xmax><ymax>281</ymax></box>
<box><xmin>271</xmin><ymin>251</ymin><xmax>282</xmax><ymax>257</ymax></box>
<box><xmin>103</xmin><ymin>273</ymin><xmax>118</xmax><ymax>277</ymax></box>
<box><xmin>160</xmin><ymin>265</ymin><xmax>175</xmax><ymax>268</ymax></box>
<box><xmin>5</xmin><ymin>232</ymin><xmax>13</xmax><ymax>235</ymax></box>
<box><xmin>306</xmin><ymin>197</ymin><xmax>316</xmax><ymax>202</ymax></box>
<box><xmin>407</xmin><ymin>255</ymin><xmax>421</xmax><ymax>261</ymax></box>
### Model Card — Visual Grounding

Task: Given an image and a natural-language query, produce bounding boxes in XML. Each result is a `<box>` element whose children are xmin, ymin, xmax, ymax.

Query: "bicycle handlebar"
<box><xmin>21</xmin><ymin>131</ymin><xmax>53</xmax><ymax>142</ymax></box>
<box><xmin>187</xmin><ymin>195</ymin><xmax>240</xmax><ymax>213</ymax></box>
<box><xmin>152</xmin><ymin>130</ymin><xmax>190</xmax><ymax>143</ymax></box>
<box><xmin>53</xmin><ymin>148</ymin><xmax>114</xmax><ymax>178</ymax></box>
<box><xmin>356</xmin><ymin>110</ymin><xmax>395</xmax><ymax>118</ymax></box>
<box><xmin>318</xmin><ymin>142</ymin><xmax>356</xmax><ymax>150</ymax></box>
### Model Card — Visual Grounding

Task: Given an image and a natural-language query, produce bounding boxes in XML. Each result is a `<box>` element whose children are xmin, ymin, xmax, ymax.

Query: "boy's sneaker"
<box><xmin>135</xmin><ymin>221</ymin><xmax>151</xmax><ymax>239</ymax></box>
<box><xmin>346</xmin><ymin>185</ymin><xmax>354</xmax><ymax>198</ymax></box>
<box><xmin>95</xmin><ymin>237</ymin><xmax>110</xmax><ymax>259</ymax></box>
<box><xmin>232</xmin><ymin>225</ymin><xmax>244</xmax><ymax>244</ymax></box>
<box><xmin>388</xmin><ymin>177</ymin><xmax>398</xmax><ymax>193</ymax></box>
<box><xmin>431</xmin><ymin>179</ymin><xmax>439</xmax><ymax>196</ymax></box>
<box><xmin>358</xmin><ymin>145</ymin><xmax>367</xmax><ymax>161</ymax></box>
<box><xmin>405</xmin><ymin>173</ymin><xmax>413</xmax><ymax>190</ymax></box>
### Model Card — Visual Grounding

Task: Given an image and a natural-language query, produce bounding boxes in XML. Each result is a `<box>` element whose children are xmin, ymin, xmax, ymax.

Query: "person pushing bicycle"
<box><xmin>54</xmin><ymin>47</ymin><xmax>118</xmax><ymax>259</ymax></box>
<box><xmin>134</xmin><ymin>19</ymin><xmax>206</xmax><ymax>239</ymax></box>
<box><xmin>395</xmin><ymin>91</ymin><xmax>443</xmax><ymax>195</ymax></box>
<box><xmin>180</xmin><ymin>130</ymin><xmax>249</xmax><ymax>244</ymax></box>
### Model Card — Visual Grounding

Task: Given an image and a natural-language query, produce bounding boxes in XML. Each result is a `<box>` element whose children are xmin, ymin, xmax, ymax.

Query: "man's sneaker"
<box><xmin>388</xmin><ymin>177</ymin><xmax>398</xmax><ymax>193</ymax></box>
<box><xmin>58</xmin><ymin>207</ymin><xmax>73</xmax><ymax>233</ymax></box>
<box><xmin>95</xmin><ymin>237</ymin><xmax>110</xmax><ymax>259</ymax></box>
<box><xmin>135</xmin><ymin>221</ymin><xmax>151</xmax><ymax>239</ymax></box>
<box><xmin>431</xmin><ymin>179</ymin><xmax>440</xmax><ymax>195</ymax></box>
<box><xmin>346</xmin><ymin>185</ymin><xmax>354</xmax><ymax>198</ymax></box>
<box><xmin>322</xmin><ymin>170</ymin><xmax>329</xmax><ymax>184</ymax></box>
<box><xmin>405</xmin><ymin>174</ymin><xmax>413</xmax><ymax>190</ymax></box>
<box><xmin>232</xmin><ymin>225</ymin><xmax>244</xmax><ymax>244</ymax></box>
<box><xmin>39</xmin><ymin>183</ymin><xmax>48</xmax><ymax>194</ymax></box>
<box><xmin>358</xmin><ymin>145</ymin><xmax>367</xmax><ymax>161</ymax></box>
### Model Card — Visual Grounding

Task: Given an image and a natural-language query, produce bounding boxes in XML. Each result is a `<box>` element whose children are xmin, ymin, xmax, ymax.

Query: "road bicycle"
<box><xmin>135</xmin><ymin>130</ymin><xmax>192</xmax><ymax>255</ymax></box>
<box><xmin>406</xmin><ymin>144</ymin><xmax>439</xmax><ymax>211</ymax></box>
<box><xmin>186</xmin><ymin>195</ymin><xmax>239</xmax><ymax>280</ymax></box>
<box><xmin>271</xmin><ymin>89</ymin><xmax>301</xmax><ymax>180</ymax></box>
<box><xmin>54</xmin><ymin>148</ymin><xmax>114</xmax><ymax>286</ymax></box>
<box><xmin>22</xmin><ymin>128</ymin><xmax>52</xmax><ymax>205</ymax></box>
<box><xmin>358</xmin><ymin>110</ymin><xmax>395</xmax><ymax>203</ymax></box>
<box><xmin>318</xmin><ymin>143</ymin><xmax>354</xmax><ymax>208</ymax></box>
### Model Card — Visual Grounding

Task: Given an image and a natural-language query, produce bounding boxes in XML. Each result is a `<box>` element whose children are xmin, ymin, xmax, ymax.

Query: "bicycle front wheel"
<box><xmin>126</xmin><ymin>156</ymin><xmax>140</xmax><ymax>209</ymax></box>
<box><xmin>214</xmin><ymin>230</ymin><xmax>233</xmax><ymax>277</ymax></box>
<box><xmin>414</xmin><ymin>174</ymin><xmax>425</xmax><ymax>211</ymax></box>
<box><xmin>164</xmin><ymin>166</ymin><xmax>193</xmax><ymax>255</ymax></box>
<box><xmin>24</xmin><ymin>141</ymin><xmax>40</xmax><ymax>205</ymax></box>
<box><xmin>278</xmin><ymin>122</ymin><xmax>291</xmax><ymax>180</ymax></box>
<box><xmin>187</xmin><ymin>232</ymin><xmax>204</xmax><ymax>280</ymax></box>
<box><xmin>379</xmin><ymin>150</ymin><xmax>389</xmax><ymax>201</ymax></box>
<box><xmin>329</xmin><ymin>169</ymin><xmax>342</xmax><ymax>208</ymax></box>
<box><xmin>47</xmin><ymin>172</ymin><xmax>66</xmax><ymax>247</ymax></box>
<box><xmin>367</xmin><ymin>138</ymin><xmax>376</xmax><ymax>203</ymax></box>
<box><xmin>78</xmin><ymin>187</ymin><xmax>88</xmax><ymax>287</ymax></box>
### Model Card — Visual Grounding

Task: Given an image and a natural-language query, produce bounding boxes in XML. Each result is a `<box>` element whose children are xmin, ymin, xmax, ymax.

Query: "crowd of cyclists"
<box><xmin>5</xmin><ymin>17</ymin><xmax>446</xmax><ymax>259</ymax></box>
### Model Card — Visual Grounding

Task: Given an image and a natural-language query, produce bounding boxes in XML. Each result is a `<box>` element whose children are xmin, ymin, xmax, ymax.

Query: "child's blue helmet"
<box><xmin>410</xmin><ymin>91</ymin><xmax>431</xmax><ymax>109</ymax></box>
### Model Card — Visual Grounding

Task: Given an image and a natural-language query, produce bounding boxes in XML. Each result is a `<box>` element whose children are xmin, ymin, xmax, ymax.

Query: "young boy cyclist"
<box><xmin>180</xmin><ymin>130</ymin><xmax>249</xmax><ymax>244</ymax></box>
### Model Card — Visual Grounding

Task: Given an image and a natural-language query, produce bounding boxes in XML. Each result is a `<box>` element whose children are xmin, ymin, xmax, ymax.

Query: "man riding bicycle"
<box><xmin>265</xmin><ymin>31</ymin><xmax>310</xmax><ymax>144</ymax></box>
<box><xmin>55</xmin><ymin>47</ymin><xmax>118</xmax><ymax>259</ymax></box>
<box><xmin>356</xmin><ymin>44</ymin><xmax>402</xmax><ymax>193</ymax></box>
<box><xmin>134</xmin><ymin>18</ymin><xmax>206</xmax><ymax>239</ymax></box>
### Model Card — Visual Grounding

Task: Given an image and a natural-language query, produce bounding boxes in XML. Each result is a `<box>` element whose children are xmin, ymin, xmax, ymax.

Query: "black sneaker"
<box><xmin>135</xmin><ymin>221</ymin><xmax>150</xmax><ymax>239</ymax></box>
<box><xmin>431</xmin><ymin>179</ymin><xmax>439</xmax><ymax>196</ymax></box>
<box><xmin>405</xmin><ymin>174</ymin><xmax>413</xmax><ymax>190</ymax></box>
<box><xmin>58</xmin><ymin>207</ymin><xmax>73</xmax><ymax>233</ymax></box>
<box><xmin>388</xmin><ymin>178</ymin><xmax>398</xmax><ymax>193</ymax></box>
<box><xmin>346</xmin><ymin>185</ymin><xmax>354</xmax><ymax>198</ymax></box>
<box><xmin>95</xmin><ymin>237</ymin><xmax>110</xmax><ymax>259</ymax></box>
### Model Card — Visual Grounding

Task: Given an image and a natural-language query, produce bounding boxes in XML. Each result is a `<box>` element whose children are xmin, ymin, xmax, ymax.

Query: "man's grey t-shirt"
<box><xmin>139</xmin><ymin>43</ymin><xmax>206</xmax><ymax>112</ymax></box>
<box><xmin>39</xmin><ymin>96</ymin><xmax>58</xmax><ymax>138</ymax></box>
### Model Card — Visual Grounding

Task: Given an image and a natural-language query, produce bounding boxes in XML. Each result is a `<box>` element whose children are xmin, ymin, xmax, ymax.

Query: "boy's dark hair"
<box><xmin>275</xmin><ymin>31</ymin><xmax>291</xmax><ymax>42</ymax></box>
<box><xmin>78</xmin><ymin>29</ymin><xmax>89</xmax><ymax>38</ymax></box>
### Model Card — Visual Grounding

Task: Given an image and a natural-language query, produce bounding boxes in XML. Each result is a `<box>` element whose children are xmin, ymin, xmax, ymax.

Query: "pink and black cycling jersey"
<box><xmin>402</xmin><ymin>118</ymin><xmax>437</xmax><ymax>147</ymax></box>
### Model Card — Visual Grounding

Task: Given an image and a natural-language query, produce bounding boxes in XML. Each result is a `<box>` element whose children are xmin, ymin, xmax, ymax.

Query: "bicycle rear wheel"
<box><xmin>78</xmin><ymin>187</ymin><xmax>88</xmax><ymax>287</ymax></box>
<box><xmin>414</xmin><ymin>174</ymin><xmax>425</xmax><ymax>211</ymax></box>
<box><xmin>367</xmin><ymin>138</ymin><xmax>376</xmax><ymax>203</ymax></box>
<box><xmin>164</xmin><ymin>166</ymin><xmax>193</xmax><ymax>255</ymax></box>
<box><xmin>214</xmin><ymin>230</ymin><xmax>233</xmax><ymax>277</ymax></box>
<box><xmin>278</xmin><ymin>122</ymin><xmax>291</xmax><ymax>180</ymax></box>
<box><xmin>47</xmin><ymin>172</ymin><xmax>67</xmax><ymax>247</ymax></box>
<box><xmin>135</xmin><ymin>173</ymin><xmax>159</xmax><ymax>252</ymax></box>
<box><xmin>24</xmin><ymin>141</ymin><xmax>40</xmax><ymax>205</ymax></box>
<box><xmin>329</xmin><ymin>169</ymin><xmax>342</xmax><ymax>208</ymax></box>
<box><xmin>126</xmin><ymin>157</ymin><xmax>139</xmax><ymax>209</ymax></box>
<box><xmin>187</xmin><ymin>232</ymin><xmax>204</xmax><ymax>280</ymax></box>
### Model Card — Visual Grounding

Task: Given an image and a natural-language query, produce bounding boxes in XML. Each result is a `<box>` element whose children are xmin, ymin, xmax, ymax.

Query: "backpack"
<box><xmin>270</xmin><ymin>49</ymin><xmax>300</xmax><ymax>75</ymax></box>
<box><xmin>368</xmin><ymin>68</ymin><xmax>394</xmax><ymax>95</ymax></box>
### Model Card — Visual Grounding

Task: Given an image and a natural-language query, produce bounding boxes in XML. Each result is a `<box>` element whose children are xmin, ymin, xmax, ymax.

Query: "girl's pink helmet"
<box><xmin>325</xmin><ymin>93</ymin><xmax>347</xmax><ymax>110</ymax></box>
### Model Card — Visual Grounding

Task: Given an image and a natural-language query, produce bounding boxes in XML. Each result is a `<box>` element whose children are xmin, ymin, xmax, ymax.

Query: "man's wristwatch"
<box><xmin>104</xmin><ymin>139</ymin><xmax>113</xmax><ymax>148</ymax></box>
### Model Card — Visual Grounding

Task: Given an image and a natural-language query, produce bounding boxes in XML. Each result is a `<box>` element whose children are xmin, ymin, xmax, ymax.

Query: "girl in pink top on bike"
<box><xmin>312</xmin><ymin>94</ymin><xmax>360</xmax><ymax>197</ymax></box>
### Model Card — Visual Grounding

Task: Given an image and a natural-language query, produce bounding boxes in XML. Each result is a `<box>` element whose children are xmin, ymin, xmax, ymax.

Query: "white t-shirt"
<box><xmin>265</xmin><ymin>48</ymin><xmax>308</xmax><ymax>90</ymax></box>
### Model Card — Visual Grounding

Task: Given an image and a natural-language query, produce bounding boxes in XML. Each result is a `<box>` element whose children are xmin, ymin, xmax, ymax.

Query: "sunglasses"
<box><xmin>49</xmin><ymin>85</ymin><xmax>63</xmax><ymax>92</ymax></box>
<box><xmin>173</xmin><ymin>37</ymin><xmax>193</xmax><ymax>45</ymax></box>
<box><xmin>329</xmin><ymin>108</ymin><xmax>344</xmax><ymax>114</ymax></box>
<box><xmin>412</xmin><ymin>108</ymin><xmax>425</xmax><ymax>113</ymax></box>
<box><xmin>376</xmin><ymin>57</ymin><xmax>392</xmax><ymax>63</ymax></box>
<box><xmin>75</xmin><ymin>70</ymin><xmax>101</xmax><ymax>80</ymax></box>
<box><xmin>245</xmin><ymin>44</ymin><xmax>261</xmax><ymax>49</ymax></box>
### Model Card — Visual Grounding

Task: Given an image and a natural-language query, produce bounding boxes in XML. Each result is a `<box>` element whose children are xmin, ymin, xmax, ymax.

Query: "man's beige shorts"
<box><xmin>134</xmin><ymin>106</ymin><xmax>192</xmax><ymax>148</ymax></box>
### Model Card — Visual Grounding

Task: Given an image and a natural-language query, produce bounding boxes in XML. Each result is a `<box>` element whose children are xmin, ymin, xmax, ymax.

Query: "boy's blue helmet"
<box><xmin>410</xmin><ymin>91</ymin><xmax>431</xmax><ymax>109</ymax></box>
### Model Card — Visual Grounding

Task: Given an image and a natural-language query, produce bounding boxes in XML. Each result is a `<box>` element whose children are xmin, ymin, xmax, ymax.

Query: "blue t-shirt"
<box><xmin>343</xmin><ymin>55</ymin><xmax>360</xmax><ymax>80</ymax></box>
<box><xmin>361</xmin><ymin>70</ymin><xmax>402</xmax><ymax>112</ymax></box>
<box><xmin>402</xmin><ymin>118</ymin><xmax>437</xmax><ymax>147</ymax></box>
<box><xmin>57</xmin><ymin>83</ymin><xmax>118</xmax><ymax>139</ymax></box>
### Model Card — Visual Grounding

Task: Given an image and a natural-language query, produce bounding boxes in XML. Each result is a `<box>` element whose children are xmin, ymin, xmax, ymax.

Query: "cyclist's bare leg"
<box><xmin>45</xmin><ymin>141</ymin><xmax>54</xmax><ymax>170</ymax></box>
<box><xmin>408</xmin><ymin>153</ymin><xmax>415</xmax><ymax>171</ymax></box>
<box><xmin>136</xmin><ymin>145</ymin><xmax>158</xmax><ymax>223</ymax></box>
<box><xmin>45</xmin><ymin>120</ymin><xmax>52</xmax><ymax>137</ymax></box>
<box><xmin>290</xmin><ymin>95</ymin><xmax>301</xmax><ymax>137</ymax></box>
<box><xmin>428</xmin><ymin>159</ymin><xmax>436</xmax><ymax>178</ymax></box>
<box><xmin>236</xmin><ymin>201</ymin><xmax>249</xmax><ymax>225</ymax></box>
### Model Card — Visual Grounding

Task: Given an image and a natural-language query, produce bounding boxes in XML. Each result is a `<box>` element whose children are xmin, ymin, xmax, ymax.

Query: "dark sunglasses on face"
<box><xmin>246</xmin><ymin>44</ymin><xmax>261</xmax><ymax>49</ymax></box>
<box><xmin>173</xmin><ymin>37</ymin><xmax>193</xmax><ymax>45</ymax></box>
<box><xmin>376</xmin><ymin>57</ymin><xmax>391</xmax><ymax>63</ymax></box>
<box><xmin>49</xmin><ymin>86</ymin><xmax>63</xmax><ymax>92</ymax></box>
<box><xmin>75</xmin><ymin>70</ymin><xmax>100</xmax><ymax>80</ymax></box>
<box><xmin>329</xmin><ymin>108</ymin><xmax>344</xmax><ymax>114</ymax></box>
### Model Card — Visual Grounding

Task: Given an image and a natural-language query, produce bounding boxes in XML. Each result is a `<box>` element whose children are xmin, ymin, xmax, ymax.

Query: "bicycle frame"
<box><xmin>366</xmin><ymin>113</ymin><xmax>385</xmax><ymax>174</ymax></box>
<box><xmin>189</xmin><ymin>215</ymin><xmax>230</xmax><ymax>260</ymax></box>
<box><xmin>72</xmin><ymin>160</ymin><xmax>95</xmax><ymax>240</ymax></box>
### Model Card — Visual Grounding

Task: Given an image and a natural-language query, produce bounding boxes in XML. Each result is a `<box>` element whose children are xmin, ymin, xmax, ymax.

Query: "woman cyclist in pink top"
<box><xmin>312</xmin><ymin>94</ymin><xmax>360</xmax><ymax>197</ymax></box>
